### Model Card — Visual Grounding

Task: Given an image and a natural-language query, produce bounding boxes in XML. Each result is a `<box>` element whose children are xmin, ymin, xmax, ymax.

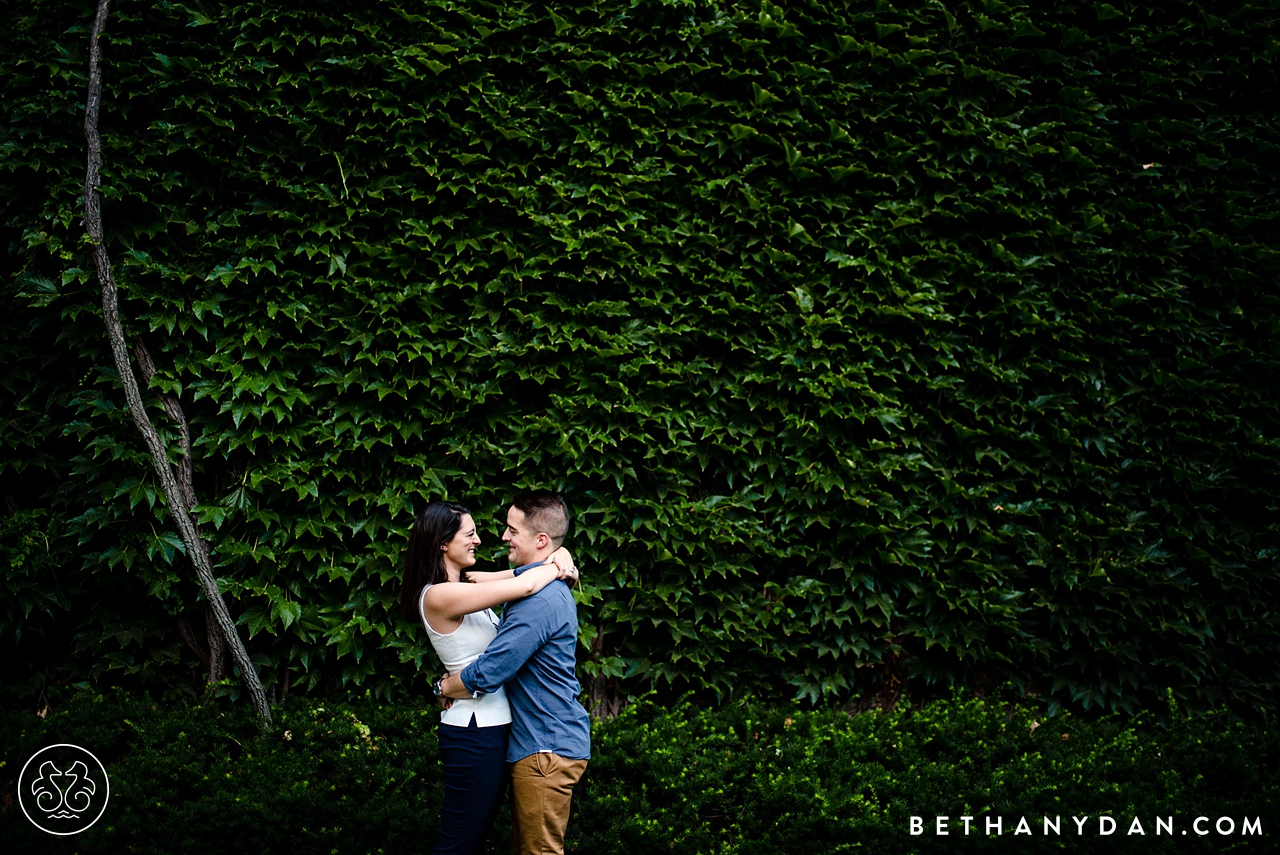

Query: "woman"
<box><xmin>399</xmin><ymin>500</ymin><xmax>577</xmax><ymax>855</ymax></box>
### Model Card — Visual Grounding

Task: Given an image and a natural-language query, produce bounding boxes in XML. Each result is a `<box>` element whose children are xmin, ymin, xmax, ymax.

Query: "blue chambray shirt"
<box><xmin>458</xmin><ymin>561</ymin><xmax>592</xmax><ymax>763</ymax></box>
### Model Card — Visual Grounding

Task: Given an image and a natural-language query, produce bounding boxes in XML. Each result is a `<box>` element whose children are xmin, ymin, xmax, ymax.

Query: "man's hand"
<box><xmin>439</xmin><ymin>671</ymin><xmax>473</xmax><ymax>700</ymax></box>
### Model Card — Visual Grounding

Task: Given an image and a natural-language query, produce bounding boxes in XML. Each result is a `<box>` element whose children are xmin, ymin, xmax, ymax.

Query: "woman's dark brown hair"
<box><xmin>399</xmin><ymin>500</ymin><xmax>470</xmax><ymax>618</ymax></box>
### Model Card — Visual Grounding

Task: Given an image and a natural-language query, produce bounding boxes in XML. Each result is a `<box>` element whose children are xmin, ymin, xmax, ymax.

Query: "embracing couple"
<box><xmin>398</xmin><ymin>490</ymin><xmax>590</xmax><ymax>855</ymax></box>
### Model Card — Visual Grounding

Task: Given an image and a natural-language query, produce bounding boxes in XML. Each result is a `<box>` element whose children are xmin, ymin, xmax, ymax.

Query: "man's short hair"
<box><xmin>511</xmin><ymin>490</ymin><xmax>570</xmax><ymax>549</ymax></box>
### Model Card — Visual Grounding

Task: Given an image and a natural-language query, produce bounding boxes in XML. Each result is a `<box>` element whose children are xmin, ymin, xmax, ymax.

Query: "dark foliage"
<box><xmin>2</xmin><ymin>0</ymin><xmax>1278</xmax><ymax>713</ymax></box>
<box><xmin>0</xmin><ymin>691</ymin><xmax>1275</xmax><ymax>853</ymax></box>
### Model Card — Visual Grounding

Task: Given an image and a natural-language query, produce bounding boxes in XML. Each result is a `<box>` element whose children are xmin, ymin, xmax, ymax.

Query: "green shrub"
<box><xmin>1</xmin><ymin>691</ymin><xmax>1275</xmax><ymax>853</ymax></box>
<box><xmin>576</xmin><ymin>693</ymin><xmax>1278</xmax><ymax>853</ymax></box>
<box><xmin>0</xmin><ymin>692</ymin><xmax>445</xmax><ymax>854</ymax></box>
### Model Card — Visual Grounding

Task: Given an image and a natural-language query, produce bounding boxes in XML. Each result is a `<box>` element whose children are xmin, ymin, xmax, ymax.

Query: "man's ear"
<box><xmin>536</xmin><ymin>533</ymin><xmax>550</xmax><ymax>550</ymax></box>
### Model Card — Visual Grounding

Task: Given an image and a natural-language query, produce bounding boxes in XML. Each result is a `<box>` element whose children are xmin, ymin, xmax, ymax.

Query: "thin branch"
<box><xmin>133</xmin><ymin>338</ymin><xmax>198</xmax><ymax>512</ymax></box>
<box><xmin>133</xmin><ymin>338</ymin><xmax>228</xmax><ymax>683</ymax></box>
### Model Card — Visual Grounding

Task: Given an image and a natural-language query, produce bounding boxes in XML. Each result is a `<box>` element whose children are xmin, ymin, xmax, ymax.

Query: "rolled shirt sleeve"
<box><xmin>459</xmin><ymin>562</ymin><xmax>547</xmax><ymax>695</ymax></box>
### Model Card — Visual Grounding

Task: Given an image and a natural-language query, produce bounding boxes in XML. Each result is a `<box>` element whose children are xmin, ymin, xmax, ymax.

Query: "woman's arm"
<box><xmin>464</xmin><ymin>547</ymin><xmax>574</xmax><ymax>583</ymax></box>
<box><xmin>425</xmin><ymin>564</ymin><xmax>557</xmax><ymax>621</ymax></box>
<box><xmin>463</xmin><ymin>569</ymin><xmax>516</xmax><ymax>583</ymax></box>
<box><xmin>426</xmin><ymin>555</ymin><xmax>577</xmax><ymax>622</ymax></box>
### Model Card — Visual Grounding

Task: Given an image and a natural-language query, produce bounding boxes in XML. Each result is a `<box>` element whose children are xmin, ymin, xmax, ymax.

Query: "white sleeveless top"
<box><xmin>419</xmin><ymin>584</ymin><xmax>512</xmax><ymax>728</ymax></box>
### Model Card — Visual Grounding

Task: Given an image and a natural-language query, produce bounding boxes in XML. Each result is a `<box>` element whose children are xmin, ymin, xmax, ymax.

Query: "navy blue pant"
<box><xmin>433</xmin><ymin>716</ymin><xmax>510</xmax><ymax>855</ymax></box>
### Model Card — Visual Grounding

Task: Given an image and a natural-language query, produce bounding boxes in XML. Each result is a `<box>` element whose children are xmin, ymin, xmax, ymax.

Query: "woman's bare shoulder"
<box><xmin>422</xmin><ymin>581</ymin><xmax>466</xmax><ymax>602</ymax></box>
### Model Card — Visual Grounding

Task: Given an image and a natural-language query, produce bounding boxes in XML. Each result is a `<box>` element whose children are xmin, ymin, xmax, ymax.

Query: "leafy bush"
<box><xmin>2</xmin><ymin>0</ymin><xmax>1278</xmax><ymax>712</ymax></box>
<box><xmin>1</xmin><ymin>691</ymin><xmax>1275</xmax><ymax>853</ymax></box>
<box><xmin>577</xmin><ymin>692</ymin><xmax>1278</xmax><ymax>853</ymax></box>
<box><xmin>0</xmin><ymin>692</ymin><xmax>444</xmax><ymax>854</ymax></box>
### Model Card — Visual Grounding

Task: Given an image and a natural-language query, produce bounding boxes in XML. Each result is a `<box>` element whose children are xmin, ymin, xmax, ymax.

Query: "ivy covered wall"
<box><xmin>3</xmin><ymin>0</ymin><xmax>1278</xmax><ymax>713</ymax></box>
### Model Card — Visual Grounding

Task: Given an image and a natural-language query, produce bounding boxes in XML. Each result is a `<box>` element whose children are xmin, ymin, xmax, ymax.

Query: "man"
<box><xmin>438</xmin><ymin>490</ymin><xmax>591</xmax><ymax>855</ymax></box>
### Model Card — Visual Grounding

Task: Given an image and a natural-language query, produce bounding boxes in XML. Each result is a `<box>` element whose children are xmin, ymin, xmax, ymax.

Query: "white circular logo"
<box><xmin>17</xmin><ymin>743</ymin><xmax>111</xmax><ymax>835</ymax></box>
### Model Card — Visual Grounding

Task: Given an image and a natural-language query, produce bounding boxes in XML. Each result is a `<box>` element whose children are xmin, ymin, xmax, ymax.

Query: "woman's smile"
<box><xmin>441</xmin><ymin>514</ymin><xmax>481</xmax><ymax>572</ymax></box>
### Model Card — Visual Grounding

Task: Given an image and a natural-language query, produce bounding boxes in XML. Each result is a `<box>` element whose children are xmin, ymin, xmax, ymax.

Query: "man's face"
<box><xmin>502</xmin><ymin>505</ymin><xmax>543</xmax><ymax>567</ymax></box>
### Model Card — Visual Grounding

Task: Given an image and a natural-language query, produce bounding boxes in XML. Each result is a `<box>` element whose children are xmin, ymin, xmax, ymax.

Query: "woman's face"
<box><xmin>441</xmin><ymin>513</ymin><xmax>481</xmax><ymax>573</ymax></box>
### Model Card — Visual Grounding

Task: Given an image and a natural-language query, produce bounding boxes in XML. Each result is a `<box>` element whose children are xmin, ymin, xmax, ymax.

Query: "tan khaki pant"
<box><xmin>509</xmin><ymin>752</ymin><xmax>588</xmax><ymax>855</ymax></box>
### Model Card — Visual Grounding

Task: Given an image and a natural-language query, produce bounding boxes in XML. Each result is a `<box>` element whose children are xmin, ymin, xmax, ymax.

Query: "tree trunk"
<box><xmin>175</xmin><ymin>614</ymin><xmax>207</xmax><ymax>674</ymax></box>
<box><xmin>175</xmin><ymin>605</ymin><xmax>227</xmax><ymax>685</ymax></box>
<box><xmin>205</xmin><ymin>602</ymin><xmax>227</xmax><ymax>682</ymax></box>
<box><xmin>583</xmin><ymin>621</ymin><xmax>626</xmax><ymax>720</ymax></box>
<box><xmin>83</xmin><ymin>0</ymin><xmax>270</xmax><ymax>728</ymax></box>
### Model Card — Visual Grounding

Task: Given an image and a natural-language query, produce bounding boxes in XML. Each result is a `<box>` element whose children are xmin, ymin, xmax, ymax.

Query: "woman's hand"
<box><xmin>547</xmin><ymin>546</ymin><xmax>579</xmax><ymax>584</ymax></box>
